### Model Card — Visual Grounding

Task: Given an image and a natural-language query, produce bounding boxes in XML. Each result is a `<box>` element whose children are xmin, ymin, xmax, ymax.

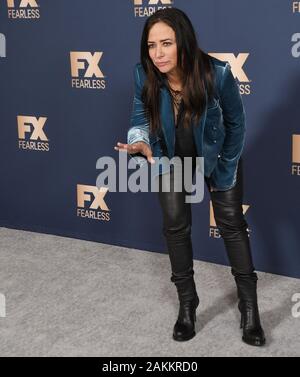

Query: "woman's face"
<box><xmin>147</xmin><ymin>21</ymin><xmax>178</xmax><ymax>75</ymax></box>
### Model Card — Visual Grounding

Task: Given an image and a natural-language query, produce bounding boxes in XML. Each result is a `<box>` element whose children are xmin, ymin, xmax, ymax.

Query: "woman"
<box><xmin>114</xmin><ymin>7</ymin><xmax>265</xmax><ymax>346</ymax></box>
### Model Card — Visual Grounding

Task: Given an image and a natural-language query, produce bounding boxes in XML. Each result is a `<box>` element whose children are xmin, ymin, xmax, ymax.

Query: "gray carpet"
<box><xmin>0</xmin><ymin>227</ymin><xmax>299</xmax><ymax>357</ymax></box>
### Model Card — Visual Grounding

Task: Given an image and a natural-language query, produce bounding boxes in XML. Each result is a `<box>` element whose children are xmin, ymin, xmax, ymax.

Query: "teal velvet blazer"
<box><xmin>127</xmin><ymin>55</ymin><xmax>246</xmax><ymax>191</ymax></box>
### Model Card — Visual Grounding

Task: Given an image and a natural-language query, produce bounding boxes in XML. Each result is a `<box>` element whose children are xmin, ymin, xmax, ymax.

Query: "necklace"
<box><xmin>167</xmin><ymin>81</ymin><xmax>183</xmax><ymax>128</ymax></box>
<box><xmin>167</xmin><ymin>82</ymin><xmax>183</xmax><ymax>112</ymax></box>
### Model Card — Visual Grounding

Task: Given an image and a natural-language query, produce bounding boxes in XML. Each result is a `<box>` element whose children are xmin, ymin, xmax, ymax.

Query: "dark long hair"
<box><xmin>140</xmin><ymin>7</ymin><xmax>216</xmax><ymax>135</ymax></box>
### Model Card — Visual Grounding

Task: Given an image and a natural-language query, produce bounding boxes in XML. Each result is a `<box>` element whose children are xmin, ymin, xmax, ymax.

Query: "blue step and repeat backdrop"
<box><xmin>0</xmin><ymin>1</ymin><xmax>299</xmax><ymax>278</ymax></box>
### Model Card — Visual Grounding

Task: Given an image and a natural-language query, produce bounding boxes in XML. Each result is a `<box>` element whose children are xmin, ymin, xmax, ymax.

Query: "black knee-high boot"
<box><xmin>233</xmin><ymin>271</ymin><xmax>265</xmax><ymax>346</ymax></box>
<box><xmin>171</xmin><ymin>266</ymin><xmax>199</xmax><ymax>341</ymax></box>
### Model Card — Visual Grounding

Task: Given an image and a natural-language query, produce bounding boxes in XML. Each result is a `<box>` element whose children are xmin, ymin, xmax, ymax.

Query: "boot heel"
<box><xmin>234</xmin><ymin>273</ymin><xmax>266</xmax><ymax>346</ymax></box>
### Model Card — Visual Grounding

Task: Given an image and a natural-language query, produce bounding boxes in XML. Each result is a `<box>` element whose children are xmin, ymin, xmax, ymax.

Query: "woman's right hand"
<box><xmin>114</xmin><ymin>141</ymin><xmax>155</xmax><ymax>164</ymax></box>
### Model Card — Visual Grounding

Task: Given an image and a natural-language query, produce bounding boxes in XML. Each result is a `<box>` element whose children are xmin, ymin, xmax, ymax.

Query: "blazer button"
<box><xmin>213</xmin><ymin>126</ymin><xmax>217</xmax><ymax>130</ymax></box>
<box><xmin>213</xmin><ymin>140</ymin><xmax>217</xmax><ymax>143</ymax></box>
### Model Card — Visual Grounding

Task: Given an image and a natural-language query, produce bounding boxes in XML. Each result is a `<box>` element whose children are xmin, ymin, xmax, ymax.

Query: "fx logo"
<box><xmin>17</xmin><ymin>115</ymin><xmax>48</xmax><ymax>141</ymax></box>
<box><xmin>292</xmin><ymin>2</ymin><xmax>300</xmax><ymax>13</ymax></box>
<box><xmin>7</xmin><ymin>0</ymin><xmax>38</xmax><ymax>7</ymax></box>
<box><xmin>70</xmin><ymin>52</ymin><xmax>104</xmax><ymax>78</ymax></box>
<box><xmin>133</xmin><ymin>0</ymin><xmax>172</xmax><ymax>4</ymax></box>
<box><xmin>77</xmin><ymin>185</ymin><xmax>109</xmax><ymax>211</ymax></box>
<box><xmin>0</xmin><ymin>33</ymin><xmax>6</xmax><ymax>58</ymax></box>
<box><xmin>209</xmin><ymin>53</ymin><xmax>250</xmax><ymax>82</ymax></box>
<box><xmin>292</xmin><ymin>135</ymin><xmax>300</xmax><ymax>164</ymax></box>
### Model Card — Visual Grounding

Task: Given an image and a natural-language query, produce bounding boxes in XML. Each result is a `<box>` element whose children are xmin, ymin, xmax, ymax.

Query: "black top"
<box><xmin>174</xmin><ymin>99</ymin><xmax>197</xmax><ymax>160</ymax></box>
<box><xmin>158</xmin><ymin>85</ymin><xmax>198</xmax><ymax>172</ymax></box>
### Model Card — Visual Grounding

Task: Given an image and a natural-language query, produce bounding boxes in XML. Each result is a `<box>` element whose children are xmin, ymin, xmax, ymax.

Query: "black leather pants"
<box><xmin>157</xmin><ymin>157</ymin><xmax>255</xmax><ymax>281</ymax></box>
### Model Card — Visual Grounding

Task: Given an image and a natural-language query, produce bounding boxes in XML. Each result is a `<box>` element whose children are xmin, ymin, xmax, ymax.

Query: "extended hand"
<box><xmin>114</xmin><ymin>141</ymin><xmax>155</xmax><ymax>164</ymax></box>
